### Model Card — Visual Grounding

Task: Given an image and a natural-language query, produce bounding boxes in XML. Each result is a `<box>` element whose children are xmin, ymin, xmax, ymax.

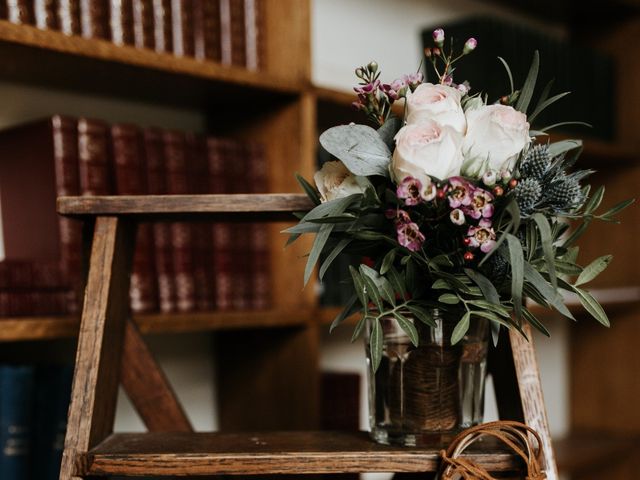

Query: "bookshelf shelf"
<box><xmin>0</xmin><ymin>308</ymin><xmax>315</xmax><ymax>342</ymax></box>
<box><xmin>0</xmin><ymin>20</ymin><xmax>305</xmax><ymax>107</ymax></box>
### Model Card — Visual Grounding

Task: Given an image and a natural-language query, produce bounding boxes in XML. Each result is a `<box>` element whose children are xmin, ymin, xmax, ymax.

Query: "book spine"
<box><xmin>144</xmin><ymin>128</ymin><xmax>176</xmax><ymax>312</ymax></box>
<box><xmin>207</xmin><ymin>137</ymin><xmax>232</xmax><ymax>310</ymax></box>
<box><xmin>229</xmin><ymin>0</ymin><xmax>246</xmax><ymax>67</ymax></box>
<box><xmin>58</xmin><ymin>0</ymin><xmax>81</xmax><ymax>35</ymax></box>
<box><xmin>228</xmin><ymin>141</ymin><xmax>250</xmax><ymax>310</ymax></box>
<box><xmin>78</xmin><ymin>118</ymin><xmax>112</xmax><ymax>196</ymax></box>
<box><xmin>0</xmin><ymin>261</ymin><xmax>67</xmax><ymax>290</ymax></box>
<box><xmin>132</xmin><ymin>0</ymin><xmax>155</xmax><ymax>49</ymax></box>
<box><xmin>110</xmin><ymin>0</ymin><xmax>135</xmax><ymax>45</ymax></box>
<box><xmin>80</xmin><ymin>0</ymin><xmax>111</xmax><ymax>39</ymax></box>
<box><xmin>243</xmin><ymin>0</ymin><xmax>260</xmax><ymax>70</ymax></box>
<box><xmin>6</xmin><ymin>0</ymin><xmax>34</xmax><ymax>24</ymax></box>
<box><xmin>193</xmin><ymin>0</ymin><xmax>221</xmax><ymax>62</ymax></box>
<box><xmin>112</xmin><ymin>124</ymin><xmax>158</xmax><ymax>313</ymax></box>
<box><xmin>246</xmin><ymin>141</ymin><xmax>270</xmax><ymax>309</ymax></box>
<box><xmin>34</xmin><ymin>0</ymin><xmax>58</xmax><ymax>29</ymax></box>
<box><xmin>152</xmin><ymin>0</ymin><xmax>172</xmax><ymax>52</ymax></box>
<box><xmin>219</xmin><ymin>0</ymin><xmax>231</xmax><ymax>64</ymax></box>
<box><xmin>163</xmin><ymin>130</ymin><xmax>196</xmax><ymax>312</ymax></box>
<box><xmin>31</xmin><ymin>365</ymin><xmax>73</xmax><ymax>480</ymax></box>
<box><xmin>186</xmin><ymin>133</ymin><xmax>213</xmax><ymax>311</ymax></box>
<box><xmin>0</xmin><ymin>365</ymin><xmax>34</xmax><ymax>480</ymax></box>
<box><xmin>0</xmin><ymin>291</ymin><xmax>69</xmax><ymax>316</ymax></box>
<box><xmin>52</xmin><ymin>115</ymin><xmax>82</xmax><ymax>314</ymax></box>
<box><xmin>171</xmin><ymin>0</ymin><xmax>194</xmax><ymax>57</ymax></box>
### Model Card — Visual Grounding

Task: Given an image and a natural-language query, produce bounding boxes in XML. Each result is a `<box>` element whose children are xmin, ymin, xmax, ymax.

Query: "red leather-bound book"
<box><xmin>0</xmin><ymin>290</ymin><xmax>69</xmax><ymax>316</ymax></box>
<box><xmin>110</xmin><ymin>0</ymin><xmax>135</xmax><ymax>45</ymax></box>
<box><xmin>153</xmin><ymin>0</ymin><xmax>172</xmax><ymax>52</ymax></box>
<box><xmin>171</xmin><ymin>0</ymin><xmax>194</xmax><ymax>57</ymax></box>
<box><xmin>229</xmin><ymin>0</ymin><xmax>246</xmax><ymax>67</ymax></box>
<box><xmin>193</xmin><ymin>0</ymin><xmax>221</xmax><ymax>62</ymax></box>
<box><xmin>58</xmin><ymin>0</ymin><xmax>81</xmax><ymax>35</ymax></box>
<box><xmin>143</xmin><ymin>127</ymin><xmax>176</xmax><ymax>312</ymax></box>
<box><xmin>246</xmin><ymin>140</ymin><xmax>270</xmax><ymax>309</ymax></box>
<box><xmin>34</xmin><ymin>0</ymin><xmax>58</xmax><ymax>29</ymax></box>
<box><xmin>80</xmin><ymin>0</ymin><xmax>110</xmax><ymax>39</ymax></box>
<box><xmin>78</xmin><ymin>118</ymin><xmax>112</xmax><ymax>195</ymax></box>
<box><xmin>112</xmin><ymin>124</ymin><xmax>159</xmax><ymax>313</ymax></box>
<box><xmin>244</xmin><ymin>0</ymin><xmax>264</xmax><ymax>70</ymax></box>
<box><xmin>0</xmin><ymin>116</ymin><xmax>81</xmax><ymax>313</ymax></box>
<box><xmin>6</xmin><ymin>0</ymin><xmax>34</xmax><ymax>24</ymax></box>
<box><xmin>206</xmin><ymin>137</ymin><xmax>233</xmax><ymax>310</ymax></box>
<box><xmin>132</xmin><ymin>0</ymin><xmax>155</xmax><ymax>49</ymax></box>
<box><xmin>163</xmin><ymin>130</ymin><xmax>196</xmax><ymax>312</ymax></box>
<box><xmin>186</xmin><ymin>133</ymin><xmax>214</xmax><ymax>311</ymax></box>
<box><xmin>0</xmin><ymin>261</ymin><xmax>67</xmax><ymax>290</ymax></box>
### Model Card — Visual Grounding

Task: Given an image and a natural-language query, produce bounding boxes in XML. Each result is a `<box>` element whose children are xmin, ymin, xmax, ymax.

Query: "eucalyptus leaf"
<box><xmin>540</xmin><ymin>121</ymin><xmax>592</xmax><ymax>133</ymax></box>
<box><xmin>432</xmin><ymin>279</ymin><xmax>451</xmax><ymax>290</ymax></box>
<box><xmin>528</xmin><ymin>91</ymin><xmax>571</xmax><ymax>124</ymax></box>
<box><xmin>387</xmin><ymin>266</ymin><xmax>408</xmax><ymax>301</ymax></box>
<box><xmin>319</xmin><ymin>239</ymin><xmax>351</xmax><ymax>280</ymax></box>
<box><xmin>574</xmin><ymin>287</ymin><xmax>610</xmax><ymax>327</ymax></box>
<box><xmin>515</xmin><ymin>50</ymin><xmax>539</xmax><ymax>113</ymax></box>
<box><xmin>584</xmin><ymin>186</ymin><xmax>605</xmax><ymax>215</ymax></box>
<box><xmin>562</xmin><ymin>220</ymin><xmax>591</xmax><ymax>248</ymax></box>
<box><xmin>377</xmin><ymin>116</ymin><xmax>402</xmax><ymax>150</ymax></box>
<box><xmin>451</xmin><ymin>312</ymin><xmax>471</xmax><ymax>345</ymax></box>
<box><xmin>600</xmin><ymin>199</ymin><xmax>635</xmax><ymax>219</ymax></box>
<box><xmin>349</xmin><ymin>266</ymin><xmax>368</xmax><ymax>313</ymax></box>
<box><xmin>464</xmin><ymin>268</ymin><xmax>500</xmax><ymax>305</ymax></box>
<box><xmin>548</xmin><ymin>139</ymin><xmax>583</xmax><ymax>158</ymax></box>
<box><xmin>319</xmin><ymin>124</ymin><xmax>391</xmax><ymax>177</ymax></box>
<box><xmin>295</xmin><ymin>173</ymin><xmax>321</xmax><ymax>205</ymax></box>
<box><xmin>330</xmin><ymin>294</ymin><xmax>358</xmax><ymax>333</ymax></box>
<box><xmin>505</xmin><ymin>234</ymin><xmax>524</xmax><ymax>320</ymax></box>
<box><xmin>471</xmin><ymin>310</ymin><xmax>512</xmax><ymax>329</ymax></box>
<box><xmin>304</xmin><ymin>224</ymin><xmax>333</xmax><ymax>285</ymax></box>
<box><xmin>522</xmin><ymin>307</ymin><xmax>550</xmax><ymax>337</ymax></box>
<box><xmin>361</xmin><ymin>264</ymin><xmax>396</xmax><ymax>307</ymax></box>
<box><xmin>370</xmin><ymin>318</ymin><xmax>384</xmax><ymax>371</ymax></box>
<box><xmin>361</xmin><ymin>273</ymin><xmax>384</xmax><ymax>312</ymax></box>
<box><xmin>575</xmin><ymin>255</ymin><xmax>613</xmax><ymax>287</ymax></box>
<box><xmin>523</xmin><ymin>261</ymin><xmax>574</xmax><ymax>320</ymax></box>
<box><xmin>405</xmin><ymin>305</ymin><xmax>436</xmax><ymax>328</ymax></box>
<box><xmin>393</xmin><ymin>311</ymin><xmax>419</xmax><ymax>347</ymax></box>
<box><xmin>438</xmin><ymin>293</ymin><xmax>460</xmax><ymax>305</ymax></box>
<box><xmin>497</xmin><ymin>56</ymin><xmax>514</xmax><ymax>93</ymax></box>
<box><xmin>301</xmin><ymin>194</ymin><xmax>360</xmax><ymax>222</ymax></box>
<box><xmin>351</xmin><ymin>315</ymin><xmax>367</xmax><ymax>342</ymax></box>
<box><xmin>380</xmin><ymin>249</ymin><xmax>397</xmax><ymax>275</ymax></box>
<box><xmin>531</xmin><ymin>213</ymin><xmax>557</xmax><ymax>290</ymax></box>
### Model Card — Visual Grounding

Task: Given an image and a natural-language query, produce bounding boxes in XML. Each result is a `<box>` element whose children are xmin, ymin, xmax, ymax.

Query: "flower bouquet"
<box><xmin>287</xmin><ymin>30</ymin><xmax>633</xmax><ymax>445</ymax></box>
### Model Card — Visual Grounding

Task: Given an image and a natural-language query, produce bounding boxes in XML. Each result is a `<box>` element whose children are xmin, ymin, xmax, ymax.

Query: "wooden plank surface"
<box><xmin>59</xmin><ymin>217</ymin><xmax>135</xmax><ymax>480</ymax></box>
<box><xmin>57</xmin><ymin>193</ymin><xmax>314</xmax><ymax>218</ymax></box>
<box><xmin>84</xmin><ymin>431</ymin><xmax>521</xmax><ymax>476</ymax></box>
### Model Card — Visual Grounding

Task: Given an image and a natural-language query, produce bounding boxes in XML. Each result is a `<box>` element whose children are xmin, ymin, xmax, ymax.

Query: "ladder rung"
<box><xmin>57</xmin><ymin>194</ymin><xmax>314</xmax><ymax>218</ymax></box>
<box><xmin>82</xmin><ymin>431</ymin><xmax>521</xmax><ymax>476</ymax></box>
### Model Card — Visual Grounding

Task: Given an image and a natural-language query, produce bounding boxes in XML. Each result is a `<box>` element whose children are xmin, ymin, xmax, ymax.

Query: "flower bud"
<box><xmin>450</xmin><ymin>209</ymin><xmax>466</xmax><ymax>225</ymax></box>
<box><xmin>368</xmin><ymin>61</ymin><xmax>378</xmax><ymax>73</ymax></box>
<box><xmin>355</xmin><ymin>67</ymin><xmax>365</xmax><ymax>79</ymax></box>
<box><xmin>424</xmin><ymin>47</ymin><xmax>433</xmax><ymax>58</ymax></box>
<box><xmin>482</xmin><ymin>170</ymin><xmax>497</xmax><ymax>186</ymax></box>
<box><xmin>433</xmin><ymin>28</ymin><xmax>445</xmax><ymax>47</ymax></box>
<box><xmin>463</xmin><ymin>37</ymin><xmax>477</xmax><ymax>54</ymax></box>
<box><xmin>501</xmin><ymin>170</ymin><xmax>512</xmax><ymax>181</ymax></box>
<box><xmin>432</xmin><ymin>47</ymin><xmax>441</xmax><ymax>56</ymax></box>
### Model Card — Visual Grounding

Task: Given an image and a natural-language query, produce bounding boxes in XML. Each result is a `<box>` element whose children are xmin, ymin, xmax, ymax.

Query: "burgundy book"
<box><xmin>186</xmin><ymin>133</ymin><xmax>214</xmax><ymax>311</ymax></box>
<box><xmin>110</xmin><ymin>0</ymin><xmax>135</xmax><ymax>45</ymax></box>
<box><xmin>0</xmin><ymin>116</ymin><xmax>82</xmax><ymax>313</ymax></box>
<box><xmin>0</xmin><ymin>2</ymin><xmax>7</xmax><ymax>19</ymax></box>
<box><xmin>143</xmin><ymin>127</ymin><xmax>176</xmax><ymax>312</ymax></box>
<box><xmin>152</xmin><ymin>0</ymin><xmax>172</xmax><ymax>53</ymax></box>
<box><xmin>34</xmin><ymin>0</ymin><xmax>58</xmax><ymax>29</ymax></box>
<box><xmin>78</xmin><ymin>118</ymin><xmax>112</xmax><ymax>195</ymax></box>
<box><xmin>206</xmin><ymin>137</ymin><xmax>233</xmax><ymax>310</ymax></box>
<box><xmin>243</xmin><ymin>0</ymin><xmax>263</xmax><ymax>70</ymax></box>
<box><xmin>246</xmin><ymin>141</ymin><xmax>270</xmax><ymax>309</ymax></box>
<box><xmin>112</xmin><ymin>124</ymin><xmax>159</xmax><ymax>313</ymax></box>
<box><xmin>0</xmin><ymin>261</ymin><xmax>67</xmax><ymax>290</ymax></box>
<box><xmin>229</xmin><ymin>0</ymin><xmax>246</xmax><ymax>67</ymax></box>
<box><xmin>132</xmin><ymin>0</ymin><xmax>155</xmax><ymax>49</ymax></box>
<box><xmin>171</xmin><ymin>0</ymin><xmax>194</xmax><ymax>57</ymax></box>
<box><xmin>80</xmin><ymin>0</ymin><xmax>110</xmax><ymax>39</ymax></box>
<box><xmin>193</xmin><ymin>0</ymin><xmax>221</xmax><ymax>62</ymax></box>
<box><xmin>6</xmin><ymin>0</ymin><xmax>34</xmax><ymax>24</ymax></box>
<box><xmin>58</xmin><ymin>0</ymin><xmax>81</xmax><ymax>35</ymax></box>
<box><xmin>0</xmin><ymin>290</ymin><xmax>69</xmax><ymax>316</ymax></box>
<box><xmin>163</xmin><ymin>130</ymin><xmax>196</xmax><ymax>312</ymax></box>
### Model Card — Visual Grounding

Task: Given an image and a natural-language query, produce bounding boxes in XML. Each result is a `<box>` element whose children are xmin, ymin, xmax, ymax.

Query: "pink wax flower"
<box><xmin>466</xmin><ymin>188</ymin><xmax>495</xmax><ymax>219</ymax></box>
<box><xmin>450</xmin><ymin>208</ymin><xmax>465</xmax><ymax>225</ymax></box>
<box><xmin>354</xmin><ymin>80</ymin><xmax>381</xmax><ymax>95</ymax></box>
<box><xmin>467</xmin><ymin>219</ymin><xmax>496</xmax><ymax>253</ymax></box>
<box><xmin>422</xmin><ymin>183</ymin><xmax>437</xmax><ymax>202</ymax></box>
<box><xmin>397</xmin><ymin>221</ymin><xmax>425</xmax><ymax>252</ymax></box>
<box><xmin>385</xmin><ymin>208</ymin><xmax>411</xmax><ymax>225</ymax></box>
<box><xmin>448</xmin><ymin>177</ymin><xmax>473</xmax><ymax>208</ymax></box>
<box><xmin>463</xmin><ymin>37</ymin><xmax>478</xmax><ymax>55</ymax></box>
<box><xmin>433</xmin><ymin>28</ymin><xmax>445</xmax><ymax>46</ymax></box>
<box><xmin>397</xmin><ymin>176</ymin><xmax>424</xmax><ymax>206</ymax></box>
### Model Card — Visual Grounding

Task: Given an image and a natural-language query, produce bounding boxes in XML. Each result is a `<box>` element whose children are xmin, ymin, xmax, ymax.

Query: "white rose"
<box><xmin>462</xmin><ymin>104</ymin><xmax>531</xmax><ymax>177</ymax></box>
<box><xmin>392</xmin><ymin>120</ymin><xmax>464</xmax><ymax>185</ymax></box>
<box><xmin>405</xmin><ymin>83</ymin><xmax>466</xmax><ymax>133</ymax></box>
<box><xmin>314</xmin><ymin>161</ymin><xmax>364</xmax><ymax>203</ymax></box>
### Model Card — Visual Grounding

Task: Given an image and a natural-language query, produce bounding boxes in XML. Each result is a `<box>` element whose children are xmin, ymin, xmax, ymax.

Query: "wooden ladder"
<box><xmin>57</xmin><ymin>193</ymin><xmax>559</xmax><ymax>479</ymax></box>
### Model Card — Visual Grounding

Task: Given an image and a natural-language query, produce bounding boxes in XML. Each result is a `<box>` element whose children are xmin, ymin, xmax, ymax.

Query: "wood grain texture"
<box><xmin>59</xmin><ymin>216</ymin><xmax>135</xmax><ymax>480</ymax></box>
<box><xmin>82</xmin><ymin>430</ymin><xmax>522</xmax><ymax>476</ymax></box>
<box><xmin>57</xmin><ymin>193</ymin><xmax>314</xmax><ymax>217</ymax></box>
<box><xmin>121</xmin><ymin>319</ymin><xmax>193</xmax><ymax>432</ymax></box>
<box><xmin>508</xmin><ymin>324</ymin><xmax>559</xmax><ymax>480</ymax></box>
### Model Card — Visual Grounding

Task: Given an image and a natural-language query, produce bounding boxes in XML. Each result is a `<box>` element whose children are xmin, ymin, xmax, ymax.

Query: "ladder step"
<box><xmin>82</xmin><ymin>431</ymin><xmax>521</xmax><ymax>476</ymax></box>
<box><xmin>57</xmin><ymin>193</ymin><xmax>314</xmax><ymax>218</ymax></box>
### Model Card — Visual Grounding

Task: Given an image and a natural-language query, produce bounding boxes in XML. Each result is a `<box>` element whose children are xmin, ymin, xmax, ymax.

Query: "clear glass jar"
<box><xmin>365</xmin><ymin>309</ymin><xmax>489</xmax><ymax>446</ymax></box>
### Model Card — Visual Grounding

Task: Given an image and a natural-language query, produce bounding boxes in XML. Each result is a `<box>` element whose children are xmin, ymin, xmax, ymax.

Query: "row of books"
<box><xmin>0</xmin><ymin>115</ymin><xmax>271</xmax><ymax>316</ymax></box>
<box><xmin>0</xmin><ymin>364</ymin><xmax>73</xmax><ymax>480</ymax></box>
<box><xmin>0</xmin><ymin>0</ymin><xmax>264</xmax><ymax>70</ymax></box>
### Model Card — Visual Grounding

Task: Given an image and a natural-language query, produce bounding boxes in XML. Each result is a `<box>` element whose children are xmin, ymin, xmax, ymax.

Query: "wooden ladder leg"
<box><xmin>490</xmin><ymin>324</ymin><xmax>559</xmax><ymax>480</ymax></box>
<box><xmin>59</xmin><ymin>216</ymin><xmax>135</xmax><ymax>480</ymax></box>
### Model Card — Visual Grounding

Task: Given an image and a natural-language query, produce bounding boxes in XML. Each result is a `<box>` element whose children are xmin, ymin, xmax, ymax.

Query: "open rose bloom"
<box><xmin>288</xmin><ymin>48</ymin><xmax>631</xmax><ymax>367</ymax></box>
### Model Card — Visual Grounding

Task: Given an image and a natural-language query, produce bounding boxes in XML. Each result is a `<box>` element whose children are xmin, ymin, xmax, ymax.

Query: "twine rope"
<box><xmin>438</xmin><ymin>421</ymin><xmax>547</xmax><ymax>480</ymax></box>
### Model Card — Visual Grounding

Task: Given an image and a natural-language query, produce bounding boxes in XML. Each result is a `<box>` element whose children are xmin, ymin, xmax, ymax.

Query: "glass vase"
<box><xmin>365</xmin><ymin>309</ymin><xmax>489</xmax><ymax>446</ymax></box>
